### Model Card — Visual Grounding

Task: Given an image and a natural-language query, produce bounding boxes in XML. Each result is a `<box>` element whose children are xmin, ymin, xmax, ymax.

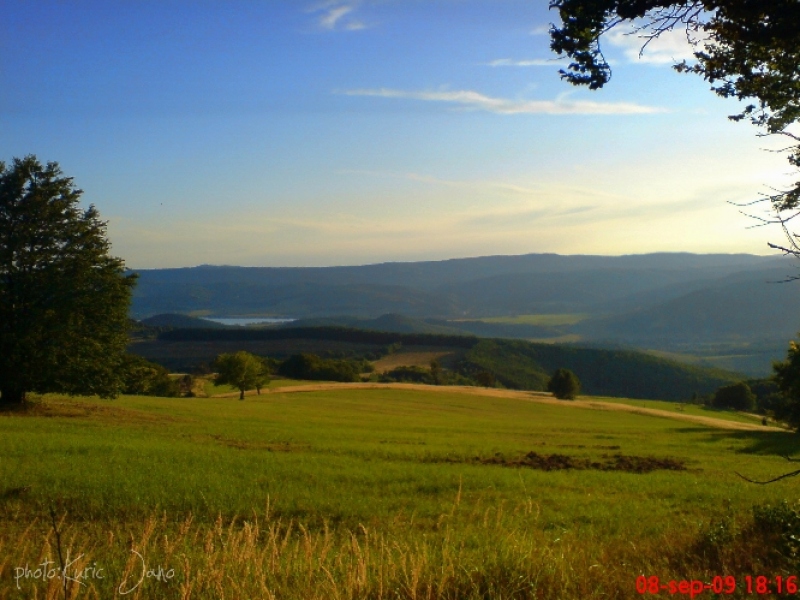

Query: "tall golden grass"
<box><xmin>3</xmin><ymin>495</ymin><xmax>786</xmax><ymax>600</ymax></box>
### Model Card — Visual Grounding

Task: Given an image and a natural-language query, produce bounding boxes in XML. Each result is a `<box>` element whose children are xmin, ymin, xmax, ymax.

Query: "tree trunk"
<box><xmin>0</xmin><ymin>388</ymin><xmax>26</xmax><ymax>407</ymax></box>
<box><xmin>239</xmin><ymin>388</ymin><xmax>245</xmax><ymax>401</ymax></box>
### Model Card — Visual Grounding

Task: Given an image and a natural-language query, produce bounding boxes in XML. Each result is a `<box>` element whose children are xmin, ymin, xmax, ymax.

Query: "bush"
<box><xmin>380</xmin><ymin>366</ymin><xmax>434</xmax><ymax>384</ymax></box>
<box><xmin>712</xmin><ymin>382</ymin><xmax>756</xmax><ymax>411</ymax></box>
<box><xmin>547</xmin><ymin>368</ymin><xmax>581</xmax><ymax>400</ymax></box>
<box><xmin>752</xmin><ymin>501</ymin><xmax>800</xmax><ymax>564</ymax></box>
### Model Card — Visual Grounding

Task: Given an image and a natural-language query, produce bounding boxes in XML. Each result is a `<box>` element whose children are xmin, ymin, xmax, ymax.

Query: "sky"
<box><xmin>2</xmin><ymin>0</ymin><xmax>794</xmax><ymax>268</ymax></box>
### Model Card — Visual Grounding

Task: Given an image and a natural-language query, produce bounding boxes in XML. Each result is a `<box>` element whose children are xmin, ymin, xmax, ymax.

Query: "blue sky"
<box><xmin>2</xmin><ymin>0</ymin><xmax>791</xmax><ymax>268</ymax></box>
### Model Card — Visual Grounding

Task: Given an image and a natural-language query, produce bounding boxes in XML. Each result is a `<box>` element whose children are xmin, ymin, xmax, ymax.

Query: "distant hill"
<box><xmin>139</xmin><ymin>313</ymin><xmax>229</xmax><ymax>329</ymax></box>
<box><xmin>128</xmin><ymin>252</ymin><xmax>800</xmax><ymax>376</ymax></box>
<box><xmin>130</xmin><ymin>252</ymin><xmax>786</xmax><ymax>319</ymax></box>
<box><xmin>578</xmin><ymin>267</ymin><xmax>800</xmax><ymax>346</ymax></box>
<box><xmin>132</xmin><ymin>282</ymin><xmax>458</xmax><ymax>320</ymax></box>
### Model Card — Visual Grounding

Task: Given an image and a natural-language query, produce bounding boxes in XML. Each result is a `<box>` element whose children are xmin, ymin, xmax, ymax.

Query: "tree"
<box><xmin>179</xmin><ymin>374</ymin><xmax>195</xmax><ymax>397</ymax></box>
<box><xmin>772</xmin><ymin>340</ymin><xmax>800</xmax><ymax>431</ymax></box>
<box><xmin>549</xmin><ymin>1</ymin><xmax>800</xmax><ymax>251</ymax></box>
<box><xmin>213</xmin><ymin>351</ymin><xmax>269</xmax><ymax>400</ymax></box>
<box><xmin>731</xmin><ymin>341</ymin><xmax>800</xmax><ymax>483</ymax></box>
<box><xmin>712</xmin><ymin>381</ymin><xmax>756</xmax><ymax>411</ymax></box>
<box><xmin>547</xmin><ymin>368</ymin><xmax>581</xmax><ymax>400</ymax></box>
<box><xmin>0</xmin><ymin>156</ymin><xmax>136</xmax><ymax>407</ymax></box>
<box><xmin>475</xmin><ymin>370</ymin><xmax>496</xmax><ymax>388</ymax></box>
<box><xmin>120</xmin><ymin>355</ymin><xmax>180</xmax><ymax>397</ymax></box>
<box><xmin>430</xmin><ymin>358</ymin><xmax>442</xmax><ymax>385</ymax></box>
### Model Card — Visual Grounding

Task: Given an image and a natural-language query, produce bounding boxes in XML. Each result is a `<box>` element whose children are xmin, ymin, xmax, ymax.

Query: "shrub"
<box><xmin>380</xmin><ymin>366</ymin><xmax>434</xmax><ymax>384</ymax></box>
<box><xmin>752</xmin><ymin>501</ymin><xmax>800</xmax><ymax>564</ymax></box>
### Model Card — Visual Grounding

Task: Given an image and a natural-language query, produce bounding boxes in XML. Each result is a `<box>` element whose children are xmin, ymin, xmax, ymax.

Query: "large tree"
<box><xmin>0</xmin><ymin>156</ymin><xmax>136</xmax><ymax>406</ymax></box>
<box><xmin>549</xmin><ymin>1</ymin><xmax>800</xmax><ymax>247</ymax></box>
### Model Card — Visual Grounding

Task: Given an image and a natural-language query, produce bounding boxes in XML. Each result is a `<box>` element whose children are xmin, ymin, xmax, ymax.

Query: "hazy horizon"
<box><xmin>131</xmin><ymin>249</ymin><xmax>788</xmax><ymax>272</ymax></box>
<box><xmin>4</xmin><ymin>1</ymin><xmax>792</xmax><ymax>268</ymax></box>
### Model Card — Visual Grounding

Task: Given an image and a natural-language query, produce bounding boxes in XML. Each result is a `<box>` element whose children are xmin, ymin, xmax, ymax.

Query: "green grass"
<box><xmin>589</xmin><ymin>395</ymin><xmax>772</xmax><ymax>426</ymax></box>
<box><xmin>473</xmin><ymin>313</ymin><xmax>590</xmax><ymax>326</ymax></box>
<box><xmin>203</xmin><ymin>377</ymin><xmax>312</xmax><ymax>396</ymax></box>
<box><xmin>2</xmin><ymin>388</ymin><xmax>795</xmax><ymax>525</ymax></box>
<box><xmin>2</xmin><ymin>387</ymin><xmax>799</xmax><ymax>598</ymax></box>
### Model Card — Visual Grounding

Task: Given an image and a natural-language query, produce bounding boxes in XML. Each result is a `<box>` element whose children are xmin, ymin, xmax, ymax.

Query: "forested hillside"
<box><xmin>137</xmin><ymin>326</ymin><xmax>739</xmax><ymax>400</ymax></box>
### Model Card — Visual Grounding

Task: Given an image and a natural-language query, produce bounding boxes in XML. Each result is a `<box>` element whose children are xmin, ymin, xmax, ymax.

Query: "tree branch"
<box><xmin>735</xmin><ymin>456</ymin><xmax>800</xmax><ymax>484</ymax></box>
<box><xmin>735</xmin><ymin>469</ymin><xmax>800</xmax><ymax>485</ymax></box>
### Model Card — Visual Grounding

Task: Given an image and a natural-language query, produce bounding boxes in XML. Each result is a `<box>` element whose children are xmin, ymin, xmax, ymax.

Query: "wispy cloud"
<box><xmin>308</xmin><ymin>2</ymin><xmax>367</xmax><ymax>31</ymax></box>
<box><xmin>484</xmin><ymin>58</ymin><xmax>568</xmax><ymax>67</ymax></box>
<box><xmin>530</xmin><ymin>24</ymin><xmax>551</xmax><ymax>36</ymax></box>
<box><xmin>342</xmin><ymin>88</ymin><xmax>664</xmax><ymax>115</ymax></box>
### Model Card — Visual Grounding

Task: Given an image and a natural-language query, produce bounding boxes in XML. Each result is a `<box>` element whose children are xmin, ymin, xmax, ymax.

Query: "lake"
<box><xmin>205</xmin><ymin>317</ymin><xmax>295</xmax><ymax>326</ymax></box>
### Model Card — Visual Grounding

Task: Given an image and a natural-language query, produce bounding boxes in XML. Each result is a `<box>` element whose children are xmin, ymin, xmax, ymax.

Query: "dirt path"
<box><xmin>216</xmin><ymin>382</ymin><xmax>783</xmax><ymax>432</ymax></box>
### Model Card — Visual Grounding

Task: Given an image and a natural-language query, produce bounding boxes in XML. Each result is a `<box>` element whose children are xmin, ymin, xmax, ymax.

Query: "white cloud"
<box><xmin>484</xmin><ymin>58</ymin><xmax>568</xmax><ymax>67</ymax></box>
<box><xmin>320</xmin><ymin>5</ymin><xmax>353</xmax><ymax>29</ymax></box>
<box><xmin>530</xmin><ymin>24</ymin><xmax>550</xmax><ymax>36</ymax></box>
<box><xmin>342</xmin><ymin>87</ymin><xmax>664</xmax><ymax>115</ymax></box>
<box><xmin>607</xmin><ymin>27</ymin><xmax>703</xmax><ymax>65</ymax></box>
<box><xmin>308</xmin><ymin>2</ymin><xmax>367</xmax><ymax>31</ymax></box>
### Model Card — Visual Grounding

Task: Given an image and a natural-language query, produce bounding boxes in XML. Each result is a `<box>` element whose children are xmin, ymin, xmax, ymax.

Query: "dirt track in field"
<box><xmin>216</xmin><ymin>382</ymin><xmax>784</xmax><ymax>432</ymax></box>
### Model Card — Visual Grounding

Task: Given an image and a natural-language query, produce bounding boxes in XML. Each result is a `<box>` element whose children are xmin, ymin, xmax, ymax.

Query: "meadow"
<box><xmin>2</xmin><ymin>385</ymin><xmax>800</xmax><ymax>599</ymax></box>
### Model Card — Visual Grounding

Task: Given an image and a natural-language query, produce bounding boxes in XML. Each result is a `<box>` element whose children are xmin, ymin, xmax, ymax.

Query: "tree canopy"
<box><xmin>712</xmin><ymin>381</ymin><xmax>756</xmax><ymax>411</ymax></box>
<box><xmin>772</xmin><ymin>340</ymin><xmax>800</xmax><ymax>431</ymax></box>
<box><xmin>549</xmin><ymin>1</ymin><xmax>800</xmax><ymax>241</ymax></box>
<box><xmin>0</xmin><ymin>156</ymin><xmax>136</xmax><ymax>406</ymax></box>
<box><xmin>214</xmin><ymin>351</ymin><xmax>269</xmax><ymax>400</ymax></box>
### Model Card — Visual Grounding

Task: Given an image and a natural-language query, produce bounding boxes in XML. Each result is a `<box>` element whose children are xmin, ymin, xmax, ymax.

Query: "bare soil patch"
<box><xmin>203</xmin><ymin>434</ymin><xmax>308</xmax><ymax>452</ymax></box>
<box><xmin>472</xmin><ymin>451</ymin><xmax>687</xmax><ymax>473</ymax></box>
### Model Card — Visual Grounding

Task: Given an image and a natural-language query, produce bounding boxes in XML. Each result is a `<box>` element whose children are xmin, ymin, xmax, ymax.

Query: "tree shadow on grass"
<box><xmin>675</xmin><ymin>427</ymin><xmax>800</xmax><ymax>457</ymax></box>
<box><xmin>0</xmin><ymin>397</ymin><xmax>41</xmax><ymax>415</ymax></box>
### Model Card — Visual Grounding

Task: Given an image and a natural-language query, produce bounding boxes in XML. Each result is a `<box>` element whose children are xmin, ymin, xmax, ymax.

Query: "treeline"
<box><xmin>278</xmin><ymin>353</ymin><xmax>372</xmax><ymax>383</ymax></box>
<box><xmin>142</xmin><ymin>326</ymin><xmax>744</xmax><ymax>401</ymax></box>
<box><xmin>158</xmin><ymin>326</ymin><xmax>478</xmax><ymax>348</ymax></box>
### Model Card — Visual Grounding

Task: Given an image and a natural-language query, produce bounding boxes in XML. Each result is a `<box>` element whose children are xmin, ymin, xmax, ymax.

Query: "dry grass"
<box><xmin>3</xmin><ymin>496</ymin><xmax>770</xmax><ymax>600</ymax></box>
<box><xmin>4</xmin><ymin>498</ymin><xmax>792</xmax><ymax>600</ymax></box>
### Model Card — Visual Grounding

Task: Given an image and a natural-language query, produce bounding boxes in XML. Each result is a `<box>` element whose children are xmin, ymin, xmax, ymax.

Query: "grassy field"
<box><xmin>2</xmin><ymin>386</ymin><xmax>799</xmax><ymax>598</ymax></box>
<box><xmin>591</xmin><ymin>396</ymin><xmax>774</xmax><ymax>427</ymax></box>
